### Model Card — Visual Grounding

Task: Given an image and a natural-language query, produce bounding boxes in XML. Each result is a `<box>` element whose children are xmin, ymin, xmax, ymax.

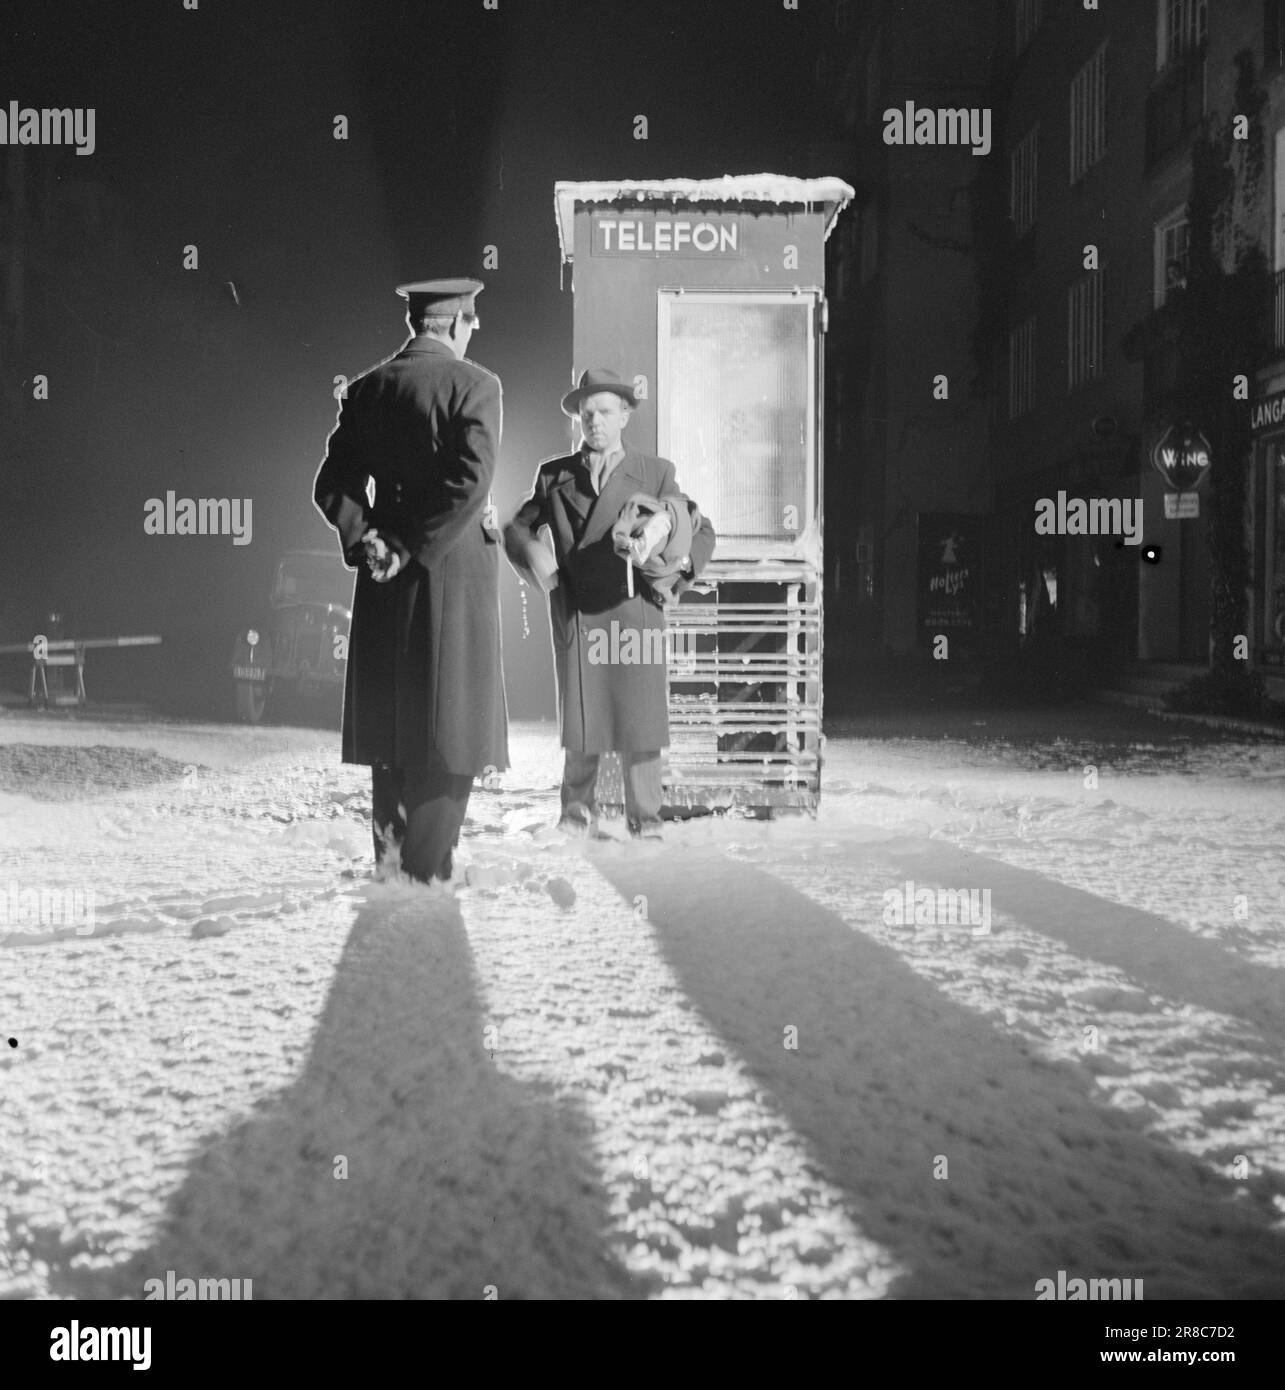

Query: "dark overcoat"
<box><xmin>504</xmin><ymin>446</ymin><xmax>715</xmax><ymax>753</ymax></box>
<box><xmin>313</xmin><ymin>335</ymin><xmax>509</xmax><ymax>775</ymax></box>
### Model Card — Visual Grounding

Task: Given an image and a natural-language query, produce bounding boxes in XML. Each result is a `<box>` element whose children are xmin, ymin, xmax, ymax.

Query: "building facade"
<box><xmin>817</xmin><ymin>0</ymin><xmax>1285</xmax><ymax>696</ymax></box>
<box><xmin>812</xmin><ymin>0</ymin><xmax>998</xmax><ymax>668</ymax></box>
<box><xmin>1253</xmin><ymin>2</ymin><xmax>1285</xmax><ymax>677</ymax></box>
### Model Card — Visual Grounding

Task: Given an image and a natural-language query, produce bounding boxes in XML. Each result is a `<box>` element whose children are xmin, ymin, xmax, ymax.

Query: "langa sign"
<box><xmin>1151</xmin><ymin>423</ymin><xmax>1211</xmax><ymax>492</ymax></box>
<box><xmin>1251</xmin><ymin>389</ymin><xmax>1285</xmax><ymax>433</ymax></box>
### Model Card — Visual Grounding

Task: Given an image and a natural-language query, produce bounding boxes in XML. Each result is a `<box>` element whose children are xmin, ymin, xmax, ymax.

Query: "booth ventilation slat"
<box><xmin>661</xmin><ymin>570</ymin><xmax>823</xmax><ymax>808</ymax></box>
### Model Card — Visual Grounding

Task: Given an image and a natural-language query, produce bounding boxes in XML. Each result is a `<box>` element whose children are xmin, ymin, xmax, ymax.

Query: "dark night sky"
<box><xmin>2</xmin><ymin>0</ymin><xmax>829</xmax><ymax>712</ymax></box>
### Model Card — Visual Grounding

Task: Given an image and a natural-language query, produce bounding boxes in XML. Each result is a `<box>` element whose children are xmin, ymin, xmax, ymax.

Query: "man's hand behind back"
<box><xmin>362</xmin><ymin>529</ymin><xmax>404</xmax><ymax>583</ymax></box>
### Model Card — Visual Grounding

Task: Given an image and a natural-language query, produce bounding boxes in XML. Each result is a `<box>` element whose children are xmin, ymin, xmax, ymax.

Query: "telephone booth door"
<box><xmin>656</xmin><ymin>289</ymin><xmax>824</xmax><ymax>810</ymax></box>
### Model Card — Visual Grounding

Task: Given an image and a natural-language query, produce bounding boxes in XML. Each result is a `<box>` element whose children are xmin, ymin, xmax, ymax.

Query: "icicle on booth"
<box><xmin>553</xmin><ymin>175</ymin><xmax>854</xmax><ymax>812</ymax></box>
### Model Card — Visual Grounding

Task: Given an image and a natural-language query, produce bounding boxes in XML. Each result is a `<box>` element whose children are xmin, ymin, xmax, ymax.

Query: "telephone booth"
<box><xmin>553</xmin><ymin>175</ymin><xmax>853</xmax><ymax>812</ymax></box>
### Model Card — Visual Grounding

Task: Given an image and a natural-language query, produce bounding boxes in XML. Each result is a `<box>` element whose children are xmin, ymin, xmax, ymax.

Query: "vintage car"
<box><xmin>230</xmin><ymin>549</ymin><xmax>352</xmax><ymax>722</ymax></box>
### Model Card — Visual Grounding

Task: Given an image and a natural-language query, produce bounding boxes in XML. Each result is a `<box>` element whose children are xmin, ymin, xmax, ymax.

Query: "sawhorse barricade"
<box><xmin>0</xmin><ymin>635</ymin><xmax>162</xmax><ymax>707</ymax></box>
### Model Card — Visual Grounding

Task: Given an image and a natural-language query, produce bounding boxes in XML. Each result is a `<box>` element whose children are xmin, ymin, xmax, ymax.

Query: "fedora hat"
<box><xmin>561</xmin><ymin>367</ymin><xmax>638</xmax><ymax>417</ymax></box>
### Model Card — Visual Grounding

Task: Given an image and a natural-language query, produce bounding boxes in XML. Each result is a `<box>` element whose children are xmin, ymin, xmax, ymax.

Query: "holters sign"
<box><xmin>1151</xmin><ymin>423</ymin><xmax>1211</xmax><ymax>492</ymax></box>
<box><xmin>918</xmin><ymin>513</ymin><xmax>980</xmax><ymax>639</ymax></box>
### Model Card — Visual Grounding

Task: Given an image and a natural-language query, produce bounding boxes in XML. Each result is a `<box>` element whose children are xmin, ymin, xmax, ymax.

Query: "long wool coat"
<box><xmin>504</xmin><ymin>446</ymin><xmax>715</xmax><ymax>753</ymax></box>
<box><xmin>313</xmin><ymin>335</ymin><xmax>509</xmax><ymax>775</ymax></box>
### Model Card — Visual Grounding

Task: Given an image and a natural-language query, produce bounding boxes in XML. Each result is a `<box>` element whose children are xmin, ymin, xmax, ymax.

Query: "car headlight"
<box><xmin>246</xmin><ymin>629</ymin><xmax>260</xmax><ymax>647</ymax></box>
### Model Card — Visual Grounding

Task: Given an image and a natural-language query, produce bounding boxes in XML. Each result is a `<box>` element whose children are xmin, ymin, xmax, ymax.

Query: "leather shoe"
<box><xmin>558</xmin><ymin>804</ymin><xmax>599</xmax><ymax>837</ymax></box>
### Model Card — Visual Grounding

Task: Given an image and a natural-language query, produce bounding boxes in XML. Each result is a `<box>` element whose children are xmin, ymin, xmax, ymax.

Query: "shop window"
<box><xmin>1267</xmin><ymin>443</ymin><xmax>1285</xmax><ymax>650</ymax></box>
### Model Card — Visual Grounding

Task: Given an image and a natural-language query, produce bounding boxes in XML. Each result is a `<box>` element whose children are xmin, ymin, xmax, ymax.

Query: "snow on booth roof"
<box><xmin>553</xmin><ymin>174</ymin><xmax>856</xmax><ymax>263</ymax></box>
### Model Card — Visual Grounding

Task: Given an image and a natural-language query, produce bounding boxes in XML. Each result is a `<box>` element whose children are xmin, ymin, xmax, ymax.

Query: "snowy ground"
<box><xmin>1</xmin><ymin>706</ymin><xmax>1284</xmax><ymax>1300</ymax></box>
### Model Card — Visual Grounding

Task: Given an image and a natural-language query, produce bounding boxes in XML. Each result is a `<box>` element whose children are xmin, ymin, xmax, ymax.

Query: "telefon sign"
<box><xmin>590</xmin><ymin>213</ymin><xmax>742</xmax><ymax>258</ymax></box>
<box><xmin>1151</xmin><ymin>422</ymin><xmax>1211</xmax><ymax>492</ymax></box>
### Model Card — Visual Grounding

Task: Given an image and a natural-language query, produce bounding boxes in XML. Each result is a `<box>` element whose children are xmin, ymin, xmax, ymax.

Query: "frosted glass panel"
<box><xmin>661</xmin><ymin>299</ymin><xmax>811</xmax><ymax>543</ymax></box>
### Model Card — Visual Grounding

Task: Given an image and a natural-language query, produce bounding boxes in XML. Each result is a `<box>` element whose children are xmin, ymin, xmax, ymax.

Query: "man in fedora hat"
<box><xmin>504</xmin><ymin>368</ymin><xmax>715</xmax><ymax>838</ymax></box>
<box><xmin>314</xmin><ymin>278</ymin><xmax>509</xmax><ymax>882</ymax></box>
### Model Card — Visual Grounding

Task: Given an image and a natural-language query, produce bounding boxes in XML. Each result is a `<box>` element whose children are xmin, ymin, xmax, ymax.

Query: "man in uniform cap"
<box><xmin>504</xmin><ymin>368</ymin><xmax>715</xmax><ymax>839</ymax></box>
<box><xmin>314</xmin><ymin>278</ymin><xmax>508</xmax><ymax>882</ymax></box>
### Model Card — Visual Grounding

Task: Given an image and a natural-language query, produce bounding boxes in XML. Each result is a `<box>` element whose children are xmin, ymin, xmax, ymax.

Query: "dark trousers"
<box><xmin>371</xmin><ymin>763</ymin><xmax>473</xmax><ymax>883</ymax></box>
<box><xmin>562</xmin><ymin>749</ymin><xmax>663</xmax><ymax>830</ymax></box>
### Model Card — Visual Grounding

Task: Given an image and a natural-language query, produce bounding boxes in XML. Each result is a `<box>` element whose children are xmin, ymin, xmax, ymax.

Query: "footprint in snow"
<box><xmin>546</xmin><ymin>877</ymin><xmax>576</xmax><ymax>909</ymax></box>
<box><xmin>190</xmin><ymin>917</ymin><xmax>233</xmax><ymax>939</ymax></box>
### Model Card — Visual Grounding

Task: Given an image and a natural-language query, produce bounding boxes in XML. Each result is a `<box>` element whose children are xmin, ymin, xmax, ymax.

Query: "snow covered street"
<box><xmin>2</xmin><ymin>708</ymin><xmax>1284</xmax><ymax>1299</ymax></box>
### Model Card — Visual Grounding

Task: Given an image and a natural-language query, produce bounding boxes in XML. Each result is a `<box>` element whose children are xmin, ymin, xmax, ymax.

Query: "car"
<box><xmin>230</xmin><ymin>549</ymin><xmax>352</xmax><ymax>723</ymax></box>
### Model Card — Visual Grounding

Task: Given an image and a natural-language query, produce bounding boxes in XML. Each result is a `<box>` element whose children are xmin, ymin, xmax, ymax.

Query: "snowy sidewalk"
<box><xmin>2</xmin><ymin>714</ymin><xmax>1283</xmax><ymax>1298</ymax></box>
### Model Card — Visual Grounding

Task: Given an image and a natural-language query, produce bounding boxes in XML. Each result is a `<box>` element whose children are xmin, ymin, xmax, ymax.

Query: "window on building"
<box><xmin>1268</xmin><ymin>1</ymin><xmax>1285</xmax><ymax>71</ymax></box>
<box><xmin>1158</xmin><ymin>0</ymin><xmax>1207</xmax><ymax>71</ymax></box>
<box><xmin>865</xmin><ymin>33</ymin><xmax>882</xmax><ymax>123</ymax></box>
<box><xmin>1010</xmin><ymin>125</ymin><xmax>1039</xmax><ymax>237</ymax></box>
<box><xmin>831</xmin><ymin>219</ymin><xmax>846</xmax><ymax>301</ymax></box>
<box><xmin>1008</xmin><ymin>316</ymin><xmax>1036</xmax><ymax>419</ymax></box>
<box><xmin>859</xmin><ymin>195</ymin><xmax>879</xmax><ymax>283</ymax></box>
<box><xmin>1275</xmin><ymin>128</ymin><xmax>1285</xmax><ymax>271</ymax></box>
<box><xmin>1016</xmin><ymin>0</ymin><xmax>1043</xmax><ymax>56</ymax></box>
<box><xmin>1273</xmin><ymin>130</ymin><xmax>1285</xmax><ymax>351</ymax></box>
<box><xmin>1070</xmin><ymin>43</ymin><xmax>1108</xmax><ymax>183</ymax></box>
<box><xmin>856</xmin><ymin>532</ymin><xmax>876</xmax><ymax>603</ymax></box>
<box><xmin>1154</xmin><ymin>208</ymin><xmax>1189</xmax><ymax>307</ymax></box>
<box><xmin>989</xmin><ymin>337</ymin><xmax>1006</xmax><ymax>425</ymax></box>
<box><xmin>1068</xmin><ymin>271</ymin><xmax>1104</xmax><ymax>390</ymax></box>
<box><xmin>831</xmin><ymin>210</ymin><xmax>862</xmax><ymax>300</ymax></box>
<box><xmin>1146</xmin><ymin>21</ymin><xmax>1206</xmax><ymax>164</ymax></box>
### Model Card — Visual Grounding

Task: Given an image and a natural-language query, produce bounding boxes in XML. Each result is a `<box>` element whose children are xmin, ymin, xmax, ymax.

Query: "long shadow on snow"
<box><xmin>591</xmin><ymin>848</ymin><xmax>1285</xmax><ymax>1300</ymax></box>
<box><xmin>54</xmin><ymin>893</ymin><xmax>640</xmax><ymax>1300</ymax></box>
<box><xmin>875</xmin><ymin>838</ymin><xmax>1285</xmax><ymax>1041</ymax></box>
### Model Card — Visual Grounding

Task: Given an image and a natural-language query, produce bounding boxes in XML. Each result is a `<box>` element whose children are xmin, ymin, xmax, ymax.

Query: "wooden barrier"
<box><xmin>0</xmin><ymin>635</ymin><xmax>162</xmax><ymax>707</ymax></box>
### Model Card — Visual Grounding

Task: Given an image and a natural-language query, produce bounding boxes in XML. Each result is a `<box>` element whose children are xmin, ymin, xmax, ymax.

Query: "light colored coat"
<box><xmin>504</xmin><ymin>447</ymin><xmax>715</xmax><ymax>753</ymax></box>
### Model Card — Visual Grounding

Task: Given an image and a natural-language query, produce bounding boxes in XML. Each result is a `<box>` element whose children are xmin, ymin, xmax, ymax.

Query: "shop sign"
<box><xmin>917</xmin><ymin>513</ymin><xmax>980</xmax><ymax>638</ymax></box>
<box><xmin>1251</xmin><ymin>389</ymin><xmax>1285</xmax><ymax>433</ymax></box>
<box><xmin>1162</xmin><ymin>491</ymin><xmax>1199</xmax><ymax>520</ymax></box>
<box><xmin>1151</xmin><ymin>423</ymin><xmax>1211</xmax><ymax>491</ymax></box>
